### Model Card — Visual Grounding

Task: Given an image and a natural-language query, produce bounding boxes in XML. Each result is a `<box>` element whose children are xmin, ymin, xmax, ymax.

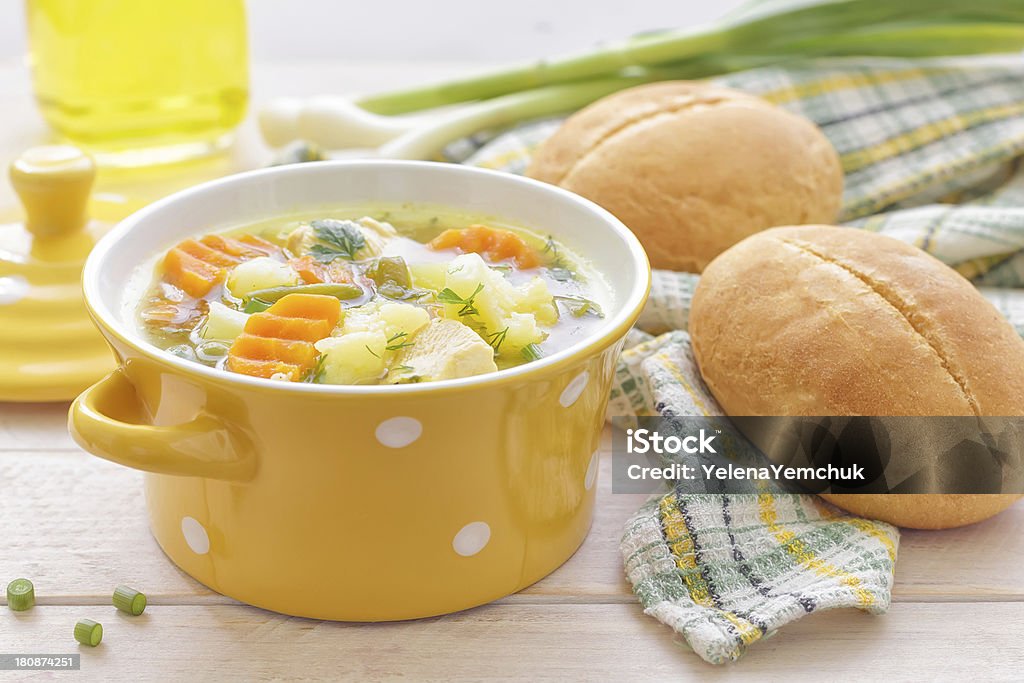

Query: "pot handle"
<box><xmin>69</xmin><ymin>370</ymin><xmax>256</xmax><ymax>482</ymax></box>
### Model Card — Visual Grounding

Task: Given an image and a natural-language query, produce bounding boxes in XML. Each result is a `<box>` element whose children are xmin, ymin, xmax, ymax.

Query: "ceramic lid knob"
<box><xmin>9</xmin><ymin>145</ymin><xmax>96</xmax><ymax>239</ymax></box>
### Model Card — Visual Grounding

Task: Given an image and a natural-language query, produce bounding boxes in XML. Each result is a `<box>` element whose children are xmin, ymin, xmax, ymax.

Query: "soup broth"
<box><xmin>132</xmin><ymin>205</ymin><xmax>607</xmax><ymax>385</ymax></box>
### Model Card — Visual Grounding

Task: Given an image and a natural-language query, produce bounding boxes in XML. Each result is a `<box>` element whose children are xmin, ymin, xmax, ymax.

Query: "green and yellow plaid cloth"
<box><xmin>449</xmin><ymin>55</ymin><xmax>1024</xmax><ymax>664</ymax></box>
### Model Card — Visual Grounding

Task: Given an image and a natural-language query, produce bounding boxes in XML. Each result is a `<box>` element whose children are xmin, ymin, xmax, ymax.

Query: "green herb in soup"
<box><xmin>136</xmin><ymin>210</ymin><xmax>604</xmax><ymax>385</ymax></box>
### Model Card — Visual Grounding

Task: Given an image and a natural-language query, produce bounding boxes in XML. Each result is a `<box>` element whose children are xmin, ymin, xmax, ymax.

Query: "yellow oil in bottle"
<box><xmin>26</xmin><ymin>0</ymin><xmax>249</xmax><ymax>166</ymax></box>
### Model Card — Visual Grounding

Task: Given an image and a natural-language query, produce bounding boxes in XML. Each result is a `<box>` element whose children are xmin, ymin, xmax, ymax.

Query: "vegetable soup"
<box><xmin>132</xmin><ymin>205</ymin><xmax>607</xmax><ymax>385</ymax></box>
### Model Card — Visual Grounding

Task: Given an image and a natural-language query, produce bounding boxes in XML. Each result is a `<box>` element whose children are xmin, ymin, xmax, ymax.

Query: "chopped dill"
<box><xmin>487</xmin><ymin>326</ymin><xmax>509</xmax><ymax>351</ymax></box>
<box><xmin>542</xmin><ymin>235</ymin><xmax>573</xmax><ymax>282</ymax></box>
<box><xmin>305</xmin><ymin>354</ymin><xmax>327</xmax><ymax>383</ymax></box>
<box><xmin>521</xmin><ymin>343</ymin><xmax>544</xmax><ymax>361</ymax></box>
<box><xmin>386</xmin><ymin>331</ymin><xmax>415</xmax><ymax>351</ymax></box>
<box><xmin>436</xmin><ymin>283</ymin><xmax>485</xmax><ymax>317</ymax></box>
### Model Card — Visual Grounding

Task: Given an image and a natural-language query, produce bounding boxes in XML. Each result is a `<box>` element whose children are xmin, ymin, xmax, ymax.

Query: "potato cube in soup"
<box><xmin>379</xmin><ymin>303</ymin><xmax>430</xmax><ymax>338</ymax></box>
<box><xmin>503</xmin><ymin>312</ymin><xmax>544</xmax><ymax>352</ymax></box>
<box><xmin>442</xmin><ymin>253</ymin><xmax>553</xmax><ymax>356</ymax></box>
<box><xmin>409</xmin><ymin>262</ymin><xmax>449</xmax><ymax>292</ymax></box>
<box><xmin>516</xmin><ymin>278</ymin><xmax>558</xmax><ymax>325</ymax></box>
<box><xmin>341</xmin><ymin>302</ymin><xmax>430</xmax><ymax>340</ymax></box>
<box><xmin>315</xmin><ymin>332</ymin><xmax>387</xmax><ymax>384</ymax></box>
<box><xmin>202</xmin><ymin>301</ymin><xmax>249</xmax><ymax>341</ymax></box>
<box><xmin>226</xmin><ymin>257</ymin><xmax>300</xmax><ymax>297</ymax></box>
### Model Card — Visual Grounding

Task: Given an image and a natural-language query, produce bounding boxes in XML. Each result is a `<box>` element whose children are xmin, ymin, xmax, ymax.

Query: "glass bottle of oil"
<box><xmin>26</xmin><ymin>0</ymin><xmax>249</xmax><ymax>167</ymax></box>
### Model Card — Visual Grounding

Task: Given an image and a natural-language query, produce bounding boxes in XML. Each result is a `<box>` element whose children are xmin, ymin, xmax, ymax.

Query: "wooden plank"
<box><xmin>895</xmin><ymin>512</ymin><xmax>1024</xmax><ymax>600</ymax></box>
<box><xmin>0</xmin><ymin>403</ymin><xmax>76</xmax><ymax>451</ymax></box>
<box><xmin>0</xmin><ymin>452</ymin><xmax>217</xmax><ymax>603</ymax></box>
<box><xmin>3</xmin><ymin>448</ymin><xmax>1023</xmax><ymax>605</ymax></box>
<box><xmin>1</xmin><ymin>602</ymin><xmax>1021</xmax><ymax>681</ymax></box>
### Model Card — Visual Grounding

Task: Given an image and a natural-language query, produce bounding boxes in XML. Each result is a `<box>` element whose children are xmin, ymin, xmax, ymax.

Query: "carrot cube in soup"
<box><xmin>200</xmin><ymin>234</ymin><xmax>273</xmax><ymax>259</ymax></box>
<box><xmin>226</xmin><ymin>293</ymin><xmax>341</xmax><ymax>382</ymax></box>
<box><xmin>264</xmin><ymin>293</ymin><xmax>342</xmax><ymax>330</ymax></box>
<box><xmin>163</xmin><ymin>247</ymin><xmax>225</xmax><ymax>297</ymax></box>
<box><xmin>429</xmin><ymin>224</ymin><xmax>540</xmax><ymax>268</ymax></box>
<box><xmin>289</xmin><ymin>255</ymin><xmax>355</xmax><ymax>285</ymax></box>
<box><xmin>229</xmin><ymin>334</ymin><xmax>319</xmax><ymax>367</ymax></box>
<box><xmin>225</xmin><ymin>357</ymin><xmax>303</xmax><ymax>381</ymax></box>
<box><xmin>238</xmin><ymin>235</ymin><xmax>280</xmax><ymax>253</ymax></box>
<box><xmin>178</xmin><ymin>239</ymin><xmax>241</xmax><ymax>268</ymax></box>
<box><xmin>245</xmin><ymin>313</ymin><xmax>334</xmax><ymax>342</ymax></box>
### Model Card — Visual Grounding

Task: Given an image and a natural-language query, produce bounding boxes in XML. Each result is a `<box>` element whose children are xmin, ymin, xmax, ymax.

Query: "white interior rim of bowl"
<box><xmin>82</xmin><ymin>160</ymin><xmax>651</xmax><ymax>395</ymax></box>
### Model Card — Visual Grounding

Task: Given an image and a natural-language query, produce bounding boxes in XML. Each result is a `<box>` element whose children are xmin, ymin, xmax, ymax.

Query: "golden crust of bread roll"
<box><xmin>689</xmin><ymin>225</ymin><xmax>1024</xmax><ymax>528</ymax></box>
<box><xmin>526</xmin><ymin>82</ymin><xmax>843</xmax><ymax>273</ymax></box>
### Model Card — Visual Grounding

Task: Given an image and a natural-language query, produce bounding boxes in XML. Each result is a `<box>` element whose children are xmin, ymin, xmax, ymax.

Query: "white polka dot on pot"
<box><xmin>452</xmin><ymin>521</ymin><xmax>491</xmax><ymax>557</ymax></box>
<box><xmin>181</xmin><ymin>516</ymin><xmax>210</xmax><ymax>555</ymax></box>
<box><xmin>585</xmin><ymin>450</ymin><xmax>600</xmax><ymax>491</ymax></box>
<box><xmin>375</xmin><ymin>417</ymin><xmax>422</xmax><ymax>448</ymax></box>
<box><xmin>559</xmin><ymin>371</ymin><xmax>589</xmax><ymax>408</ymax></box>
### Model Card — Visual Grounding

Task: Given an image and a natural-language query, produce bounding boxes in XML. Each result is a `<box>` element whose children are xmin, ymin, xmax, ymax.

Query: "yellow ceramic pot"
<box><xmin>69</xmin><ymin>161</ymin><xmax>650</xmax><ymax>621</ymax></box>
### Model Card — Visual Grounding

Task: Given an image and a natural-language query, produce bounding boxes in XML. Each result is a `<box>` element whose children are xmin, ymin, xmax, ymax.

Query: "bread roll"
<box><xmin>689</xmin><ymin>225</ymin><xmax>1024</xmax><ymax>528</ymax></box>
<box><xmin>526</xmin><ymin>82</ymin><xmax>843</xmax><ymax>272</ymax></box>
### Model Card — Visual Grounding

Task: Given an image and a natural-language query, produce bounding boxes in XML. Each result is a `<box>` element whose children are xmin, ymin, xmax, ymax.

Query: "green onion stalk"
<box><xmin>258</xmin><ymin>0</ymin><xmax>1024</xmax><ymax>158</ymax></box>
<box><xmin>356</xmin><ymin>1</ymin><xmax>1024</xmax><ymax>115</ymax></box>
<box><xmin>377</xmin><ymin>64</ymin><xmax>744</xmax><ymax>159</ymax></box>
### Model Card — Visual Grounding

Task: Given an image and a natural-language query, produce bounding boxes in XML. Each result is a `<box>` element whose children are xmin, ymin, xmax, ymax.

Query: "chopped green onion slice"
<box><xmin>74</xmin><ymin>619</ymin><xmax>103</xmax><ymax>647</ymax></box>
<box><xmin>112</xmin><ymin>585</ymin><xmax>147</xmax><ymax>616</ymax></box>
<box><xmin>6</xmin><ymin>578</ymin><xmax>35</xmax><ymax>611</ymax></box>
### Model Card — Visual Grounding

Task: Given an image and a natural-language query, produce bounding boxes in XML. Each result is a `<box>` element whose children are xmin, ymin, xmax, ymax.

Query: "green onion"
<box><xmin>112</xmin><ymin>586</ymin><xmax>147</xmax><ymax>616</ymax></box>
<box><xmin>356</xmin><ymin>0</ymin><xmax>1024</xmax><ymax>115</ymax></box>
<box><xmin>6</xmin><ymin>578</ymin><xmax>35</xmax><ymax>611</ymax></box>
<box><xmin>244</xmin><ymin>282</ymin><xmax>365</xmax><ymax>303</ymax></box>
<box><xmin>270</xmin><ymin>140</ymin><xmax>324</xmax><ymax>166</ymax></box>
<box><xmin>74</xmin><ymin>619</ymin><xmax>103</xmax><ymax>647</ymax></box>
<box><xmin>261</xmin><ymin>0</ymin><xmax>1024</xmax><ymax>158</ymax></box>
<box><xmin>376</xmin><ymin>70</ymin><xmax>693</xmax><ymax>159</ymax></box>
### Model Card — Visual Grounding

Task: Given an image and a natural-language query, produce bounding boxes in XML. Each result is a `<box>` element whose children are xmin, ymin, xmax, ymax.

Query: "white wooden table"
<box><xmin>1</xmin><ymin>61</ymin><xmax>1023</xmax><ymax>681</ymax></box>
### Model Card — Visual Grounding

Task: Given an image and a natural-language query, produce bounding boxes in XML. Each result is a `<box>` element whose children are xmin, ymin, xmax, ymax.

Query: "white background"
<box><xmin>0</xmin><ymin>0</ymin><xmax>742</xmax><ymax>63</ymax></box>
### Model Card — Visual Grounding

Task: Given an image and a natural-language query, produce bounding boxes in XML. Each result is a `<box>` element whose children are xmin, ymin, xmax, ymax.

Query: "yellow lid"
<box><xmin>0</xmin><ymin>146</ymin><xmax>116</xmax><ymax>401</ymax></box>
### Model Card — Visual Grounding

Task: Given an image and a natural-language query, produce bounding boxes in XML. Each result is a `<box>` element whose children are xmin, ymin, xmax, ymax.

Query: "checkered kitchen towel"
<box><xmin>450</xmin><ymin>55</ymin><xmax>1024</xmax><ymax>664</ymax></box>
